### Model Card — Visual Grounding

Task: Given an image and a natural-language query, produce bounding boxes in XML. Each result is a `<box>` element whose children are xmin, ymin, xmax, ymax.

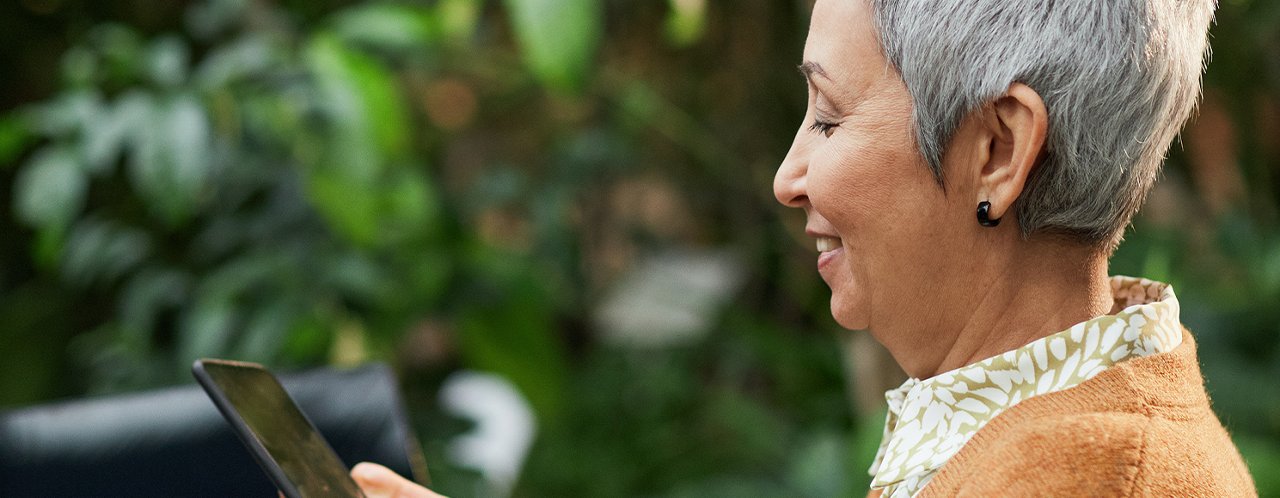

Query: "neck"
<box><xmin>894</xmin><ymin>238</ymin><xmax>1113</xmax><ymax>379</ymax></box>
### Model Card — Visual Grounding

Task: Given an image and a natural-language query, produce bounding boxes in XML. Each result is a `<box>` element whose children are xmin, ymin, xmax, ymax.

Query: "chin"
<box><xmin>829</xmin><ymin>291</ymin><xmax>869</xmax><ymax>330</ymax></box>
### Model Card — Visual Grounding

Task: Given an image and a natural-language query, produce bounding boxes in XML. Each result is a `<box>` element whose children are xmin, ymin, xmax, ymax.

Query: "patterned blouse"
<box><xmin>868</xmin><ymin>276</ymin><xmax>1184</xmax><ymax>498</ymax></box>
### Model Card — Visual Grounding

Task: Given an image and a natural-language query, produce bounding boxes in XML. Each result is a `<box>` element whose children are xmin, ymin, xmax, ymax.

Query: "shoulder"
<box><xmin>931</xmin><ymin>411</ymin><xmax>1256</xmax><ymax>497</ymax></box>
<box><xmin>994</xmin><ymin>411</ymin><xmax>1148</xmax><ymax>457</ymax></box>
<box><xmin>918</xmin><ymin>412</ymin><xmax>1148</xmax><ymax>497</ymax></box>
<box><xmin>970</xmin><ymin>412</ymin><xmax>1148</xmax><ymax>494</ymax></box>
<box><xmin>1126</xmin><ymin>412</ymin><xmax>1258</xmax><ymax>497</ymax></box>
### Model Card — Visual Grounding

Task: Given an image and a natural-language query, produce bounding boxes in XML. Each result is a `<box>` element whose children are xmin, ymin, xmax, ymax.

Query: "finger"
<box><xmin>351</xmin><ymin>462</ymin><xmax>445</xmax><ymax>498</ymax></box>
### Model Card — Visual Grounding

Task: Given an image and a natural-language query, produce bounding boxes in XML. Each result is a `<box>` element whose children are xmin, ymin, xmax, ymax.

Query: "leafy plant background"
<box><xmin>1</xmin><ymin>0</ymin><xmax>1278</xmax><ymax>496</ymax></box>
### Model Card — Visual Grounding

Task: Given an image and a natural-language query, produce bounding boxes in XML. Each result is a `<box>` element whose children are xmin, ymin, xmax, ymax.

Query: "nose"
<box><xmin>774</xmin><ymin>132</ymin><xmax>810</xmax><ymax>208</ymax></box>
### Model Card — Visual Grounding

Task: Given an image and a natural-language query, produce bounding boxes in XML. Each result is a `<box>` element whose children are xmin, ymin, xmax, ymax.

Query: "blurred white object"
<box><xmin>595</xmin><ymin>249</ymin><xmax>745</xmax><ymax>349</ymax></box>
<box><xmin>439</xmin><ymin>371</ymin><xmax>536</xmax><ymax>498</ymax></box>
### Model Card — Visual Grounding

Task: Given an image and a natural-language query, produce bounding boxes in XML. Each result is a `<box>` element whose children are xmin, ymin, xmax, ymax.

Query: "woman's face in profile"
<box><xmin>774</xmin><ymin>0</ymin><xmax>975</xmax><ymax>332</ymax></box>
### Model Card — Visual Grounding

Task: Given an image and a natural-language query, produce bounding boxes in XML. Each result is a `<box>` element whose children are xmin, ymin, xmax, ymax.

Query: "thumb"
<box><xmin>351</xmin><ymin>462</ymin><xmax>445</xmax><ymax>498</ymax></box>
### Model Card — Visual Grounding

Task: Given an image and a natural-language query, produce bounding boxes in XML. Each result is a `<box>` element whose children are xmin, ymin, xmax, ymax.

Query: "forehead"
<box><xmin>804</xmin><ymin>0</ymin><xmax>887</xmax><ymax>86</ymax></box>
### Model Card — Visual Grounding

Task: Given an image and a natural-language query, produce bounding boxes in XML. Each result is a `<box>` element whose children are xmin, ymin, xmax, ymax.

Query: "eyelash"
<box><xmin>808</xmin><ymin>120</ymin><xmax>838</xmax><ymax>137</ymax></box>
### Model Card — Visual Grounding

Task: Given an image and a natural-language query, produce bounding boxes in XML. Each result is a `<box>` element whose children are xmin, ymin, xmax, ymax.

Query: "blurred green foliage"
<box><xmin>0</xmin><ymin>0</ymin><xmax>1278</xmax><ymax>496</ymax></box>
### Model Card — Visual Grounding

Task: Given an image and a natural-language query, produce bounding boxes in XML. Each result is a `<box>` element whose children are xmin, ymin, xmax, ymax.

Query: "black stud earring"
<box><xmin>977</xmin><ymin>201</ymin><xmax>1000</xmax><ymax>227</ymax></box>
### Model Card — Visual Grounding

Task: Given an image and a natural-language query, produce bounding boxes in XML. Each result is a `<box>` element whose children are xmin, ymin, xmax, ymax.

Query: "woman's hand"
<box><xmin>350</xmin><ymin>462</ymin><xmax>446</xmax><ymax>498</ymax></box>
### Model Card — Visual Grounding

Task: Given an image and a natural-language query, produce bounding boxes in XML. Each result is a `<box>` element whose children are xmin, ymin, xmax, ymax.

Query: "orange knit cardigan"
<box><xmin>870</xmin><ymin>329</ymin><xmax>1256</xmax><ymax>497</ymax></box>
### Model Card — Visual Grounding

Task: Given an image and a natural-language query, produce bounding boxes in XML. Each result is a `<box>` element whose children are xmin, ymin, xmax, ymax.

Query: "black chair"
<box><xmin>0</xmin><ymin>363</ymin><xmax>427</xmax><ymax>497</ymax></box>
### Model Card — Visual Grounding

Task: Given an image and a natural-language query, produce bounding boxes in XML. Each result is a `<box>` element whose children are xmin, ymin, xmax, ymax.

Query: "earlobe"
<box><xmin>977</xmin><ymin>83</ymin><xmax>1049</xmax><ymax>222</ymax></box>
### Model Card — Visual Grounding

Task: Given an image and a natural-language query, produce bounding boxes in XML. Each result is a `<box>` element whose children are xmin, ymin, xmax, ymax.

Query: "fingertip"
<box><xmin>351</xmin><ymin>462</ymin><xmax>388</xmax><ymax>483</ymax></box>
<box><xmin>351</xmin><ymin>462</ymin><xmax>441</xmax><ymax>497</ymax></box>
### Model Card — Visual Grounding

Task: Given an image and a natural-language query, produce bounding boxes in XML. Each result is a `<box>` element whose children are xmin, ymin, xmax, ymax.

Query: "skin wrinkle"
<box><xmin>939</xmin><ymin>241</ymin><xmax>1112</xmax><ymax>378</ymax></box>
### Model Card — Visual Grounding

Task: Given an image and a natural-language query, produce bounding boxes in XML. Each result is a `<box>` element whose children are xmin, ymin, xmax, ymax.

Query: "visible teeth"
<box><xmin>816</xmin><ymin>236</ymin><xmax>841</xmax><ymax>253</ymax></box>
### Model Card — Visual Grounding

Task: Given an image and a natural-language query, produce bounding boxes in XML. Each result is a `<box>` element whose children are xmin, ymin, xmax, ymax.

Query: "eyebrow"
<box><xmin>797</xmin><ymin>61</ymin><xmax>830</xmax><ymax>81</ymax></box>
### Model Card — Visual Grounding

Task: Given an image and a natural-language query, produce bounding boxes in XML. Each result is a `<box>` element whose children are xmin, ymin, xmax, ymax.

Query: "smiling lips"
<box><xmin>814</xmin><ymin>235</ymin><xmax>843</xmax><ymax>270</ymax></box>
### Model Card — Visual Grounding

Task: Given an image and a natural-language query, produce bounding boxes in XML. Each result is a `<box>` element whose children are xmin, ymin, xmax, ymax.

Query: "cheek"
<box><xmin>807</xmin><ymin>137</ymin><xmax>920</xmax><ymax>238</ymax></box>
<box><xmin>809</xmin><ymin>131</ymin><xmax>953</xmax><ymax>296</ymax></box>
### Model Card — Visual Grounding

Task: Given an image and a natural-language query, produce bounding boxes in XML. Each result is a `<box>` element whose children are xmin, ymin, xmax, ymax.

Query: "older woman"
<box><xmin>772</xmin><ymin>0</ymin><xmax>1256</xmax><ymax>496</ymax></box>
<box><xmin>351</xmin><ymin>0</ymin><xmax>1256</xmax><ymax>497</ymax></box>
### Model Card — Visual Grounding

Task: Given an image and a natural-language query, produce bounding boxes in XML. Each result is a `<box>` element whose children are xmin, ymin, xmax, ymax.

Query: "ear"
<box><xmin>975</xmin><ymin>83</ymin><xmax>1049</xmax><ymax>222</ymax></box>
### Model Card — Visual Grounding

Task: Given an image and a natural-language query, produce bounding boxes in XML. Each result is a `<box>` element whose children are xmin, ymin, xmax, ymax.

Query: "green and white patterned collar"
<box><xmin>868</xmin><ymin>276</ymin><xmax>1184</xmax><ymax>498</ymax></box>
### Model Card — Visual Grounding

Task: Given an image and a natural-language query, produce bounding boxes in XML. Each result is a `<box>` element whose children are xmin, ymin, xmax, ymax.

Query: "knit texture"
<box><xmin>868</xmin><ymin>329</ymin><xmax>1256</xmax><ymax>497</ymax></box>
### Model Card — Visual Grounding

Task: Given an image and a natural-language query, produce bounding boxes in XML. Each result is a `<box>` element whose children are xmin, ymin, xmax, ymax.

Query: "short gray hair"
<box><xmin>869</xmin><ymin>0</ymin><xmax>1216</xmax><ymax>244</ymax></box>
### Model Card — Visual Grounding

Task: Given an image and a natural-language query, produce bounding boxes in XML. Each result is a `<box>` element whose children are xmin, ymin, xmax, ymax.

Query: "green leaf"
<box><xmin>89</xmin><ymin>24</ymin><xmax>145</xmax><ymax>84</ymax></box>
<box><xmin>29</xmin><ymin>90</ymin><xmax>103</xmax><ymax>137</ymax></box>
<box><xmin>437</xmin><ymin>0</ymin><xmax>482</xmax><ymax>41</ymax></box>
<box><xmin>119</xmin><ymin>268</ymin><xmax>190</xmax><ymax>345</ymax></box>
<box><xmin>82</xmin><ymin>90</ymin><xmax>149</xmax><ymax>175</ymax></box>
<box><xmin>664</xmin><ymin>0</ymin><xmax>707</xmax><ymax>47</ymax></box>
<box><xmin>180</xmin><ymin>296</ymin><xmax>237</xmax><ymax>362</ymax></box>
<box><xmin>184</xmin><ymin>0</ymin><xmax>250</xmax><ymax>40</ymax></box>
<box><xmin>191</xmin><ymin>35</ymin><xmax>277</xmax><ymax>90</ymax></box>
<box><xmin>127</xmin><ymin>93</ymin><xmax>211</xmax><ymax>225</ymax></box>
<box><xmin>233</xmin><ymin>299</ymin><xmax>296</xmax><ymax>363</ymax></box>
<box><xmin>282</xmin><ymin>310</ymin><xmax>335</xmax><ymax>364</ymax></box>
<box><xmin>0</xmin><ymin>113</ymin><xmax>33</xmax><ymax>168</ymax></box>
<box><xmin>306</xmin><ymin>33</ymin><xmax>410</xmax><ymax>165</ymax></box>
<box><xmin>177</xmin><ymin>254</ymin><xmax>281</xmax><ymax>363</ymax></box>
<box><xmin>32</xmin><ymin>226</ymin><xmax>66</xmax><ymax>269</ymax></box>
<box><xmin>405</xmin><ymin>249</ymin><xmax>452</xmax><ymax>304</ymax></box>
<box><xmin>60</xmin><ymin>218</ymin><xmax>152</xmax><ymax>288</ymax></box>
<box><xmin>13</xmin><ymin>148</ymin><xmax>87</xmax><ymax>230</ymax></box>
<box><xmin>381</xmin><ymin>167</ymin><xmax>443</xmax><ymax>242</ymax></box>
<box><xmin>303</xmin><ymin>34</ymin><xmax>413</xmax><ymax>246</ymax></box>
<box><xmin>326</xmin><ymin>252</ymin><xmax>390</xmax><ymax>304</ymax></box>
<box><xmin>146</xmin><ymin>35</ymin><xmax>190</xmax><ymax>87</ymax></box>
<box><xmin>307</xmin><ymin>170</ymin><xmax>380</xmax><ymax>246</ymax></box>
<box><xmin>502</xmin><ymin>0</ymin><xmax>601</xmax><ymax>92</ymax></box>
<box><xmin>331</xmin><ymin>4</ymin><xmax>439</xmax><ymax>53</ymax></box>
<box><xmin>60</xmin><ymin>46</ymin><xmax>98</xmax><ymax>87</ymax></box>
